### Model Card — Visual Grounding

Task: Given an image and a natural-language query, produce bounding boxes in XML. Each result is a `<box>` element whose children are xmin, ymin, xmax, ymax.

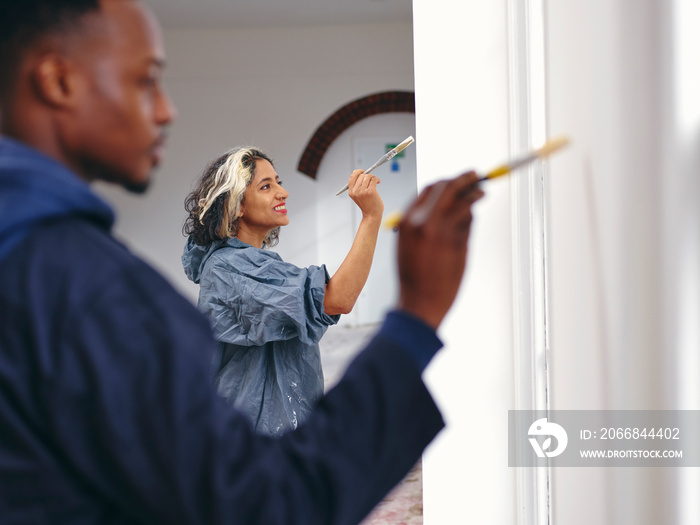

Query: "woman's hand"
<box><xmin>347</xmin><ymin>169</ymin><xmax>384</xmax><ymax>221</ymax></box>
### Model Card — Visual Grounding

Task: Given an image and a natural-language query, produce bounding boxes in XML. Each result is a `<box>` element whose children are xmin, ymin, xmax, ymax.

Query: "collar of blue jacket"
<box><xmin>0</xmin><ymin>136</ymin><xmax>115</xmax><ymax>264</ymax></box>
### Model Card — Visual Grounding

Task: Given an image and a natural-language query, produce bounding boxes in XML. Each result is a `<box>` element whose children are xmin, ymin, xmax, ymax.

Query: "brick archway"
<box><xmin>297</xmin><ymin>90</ymin><xmax>415</xmax><ymax>179</ymax></box>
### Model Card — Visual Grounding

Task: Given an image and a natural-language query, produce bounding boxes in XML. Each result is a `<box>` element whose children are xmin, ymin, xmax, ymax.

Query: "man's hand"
<box><xmin>397</xmin><ymin>171</ymin><xmax>484</xmax><ymax>330</ymax></box>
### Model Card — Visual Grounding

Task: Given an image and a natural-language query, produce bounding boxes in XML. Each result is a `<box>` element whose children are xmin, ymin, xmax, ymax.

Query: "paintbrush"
<box><xmin>335</xmin><ymin>135</ymin><xmax>415</xmax><ymax>196</ymax></box>
<box><xmin>383</xmin><ymin>135</ymin><xmax>571</xmax><ymax>229</ymax></box>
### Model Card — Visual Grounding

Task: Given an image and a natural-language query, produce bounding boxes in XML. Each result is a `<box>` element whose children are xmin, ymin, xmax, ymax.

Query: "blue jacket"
<box><xmin>0</xmin><ymin>137</ymin><xmax>445</xmax><ymax>524</ymax></box>
<box><xmin>182</xmin><ymin>236</ymin><xmax>339</xmax><ymax>436</ymax></box>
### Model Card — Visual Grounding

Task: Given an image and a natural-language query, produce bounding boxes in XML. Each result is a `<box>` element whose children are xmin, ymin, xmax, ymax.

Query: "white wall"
<box><xmin>95</xmin><ymin>21</ymin><xmax>415</xmax><ymax>303</ymax></box>
<box><xmin>412</xmin><ymin>1</ymin><xmax>516</xmax><ymax>524</ymax></box>
<box><xmin>547</xmin><ymin>0</ymin><xmax>700</xmax><ymax>523</ymax></box>
<box><xmin>414</xmin><ymin>0</ymin><xmax>700</xmax><ymax>523</ymax></box>
<box><xmin>665</xmin><ymin>1</ymin><xmax>700</xmax><ymax>521</ymax></box>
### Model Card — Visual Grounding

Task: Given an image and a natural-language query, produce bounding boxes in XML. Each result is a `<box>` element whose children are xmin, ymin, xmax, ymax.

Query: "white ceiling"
<box><xmin>146</xmin><ymin>0</ymin><xmax>413</xmax><ymax>30</ymax></box>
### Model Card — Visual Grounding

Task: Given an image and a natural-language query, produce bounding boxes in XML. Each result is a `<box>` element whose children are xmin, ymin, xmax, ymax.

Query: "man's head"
<box><xmin>0</xmin><ymin>0</ymin><xmax>176</xmax><ymax>192</ymax></box>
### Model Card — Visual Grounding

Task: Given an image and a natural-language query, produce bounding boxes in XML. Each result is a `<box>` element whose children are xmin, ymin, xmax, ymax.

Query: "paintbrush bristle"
<box><xmin>535</xmin><ymin>136</ymin><xmax>570</xmax><ymax>158</ymax></box>
<box><xmin>393</xmin><ymin>135</ymin><xmax>415</xmax><ymax>154</ymax></box>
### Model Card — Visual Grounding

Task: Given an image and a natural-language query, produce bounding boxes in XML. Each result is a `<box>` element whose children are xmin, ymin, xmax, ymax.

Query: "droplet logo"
<box><xmin>528</xmin><ymin>418</ymin><xmax>568</xmax><ymax>458</ymax></box>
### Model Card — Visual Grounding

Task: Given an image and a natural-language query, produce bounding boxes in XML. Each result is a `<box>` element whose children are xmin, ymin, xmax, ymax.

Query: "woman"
<box><xmin>182</xmin><ymin>146</ymin><xmax>383</xmax><ymax>436</ymax></box>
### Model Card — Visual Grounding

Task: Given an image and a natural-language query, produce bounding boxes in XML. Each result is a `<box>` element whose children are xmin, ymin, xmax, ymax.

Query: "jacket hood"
<box><xmin>182</xmin><ymin>236</ymin><xmax>250</xmax><ymax>284</ymax></box>
<box><xmin>0</xmin><ymin>137</ymin><xmax>115</xmax><ymax>262</ymax></box>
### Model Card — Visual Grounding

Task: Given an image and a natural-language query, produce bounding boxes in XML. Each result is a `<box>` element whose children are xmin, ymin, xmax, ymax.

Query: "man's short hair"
<box><xmin>0</xmin><ymin>0</ymin><xmax>101</xmax><ymax>97</ymax></box>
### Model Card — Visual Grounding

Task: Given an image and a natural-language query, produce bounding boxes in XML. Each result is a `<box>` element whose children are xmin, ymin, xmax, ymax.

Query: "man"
<box><xmin>0</xmin><ymin>1</ymin><xmax>484</xmax><ymax>523</ymax></box>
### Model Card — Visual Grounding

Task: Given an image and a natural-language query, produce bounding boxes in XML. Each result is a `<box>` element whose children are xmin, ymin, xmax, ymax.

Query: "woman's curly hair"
<box><xmin>183</xmin><ymin>147</ymin><xmax>280</xmax><ymax>248</ymax></box>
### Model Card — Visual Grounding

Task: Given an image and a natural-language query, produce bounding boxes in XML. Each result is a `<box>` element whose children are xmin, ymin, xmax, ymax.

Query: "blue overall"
<box><xmin>182</xmin><ymin>237</ymin><xmax>340</xmax><ymax>436</ymax></box>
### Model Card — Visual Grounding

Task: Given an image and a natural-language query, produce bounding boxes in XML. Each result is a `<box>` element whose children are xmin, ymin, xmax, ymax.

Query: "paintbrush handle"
<box><xmin>364</xmin><ymin>154</ymin><xmax>392</xmax><ymax>174</ymax></box>
<box><xmin>335</xmin><ymin>154</ymin><xmax>392</xmax><ymax>196</ymax></box>
<box><xmin>485</xmin><ymin>152</ymin><xmax>538</xmax><ymax>180</ymax></box>
<box><xmin>336</xmin><ymin>136</ymin><xmax>414</xmax><ymax>196</ymax></box>
<box><xmin>382</xmin><ymin>135</ymin><xmax>570</xmax><ymax>229</ymax></box>
<box><xmin>485</xmin><ymin>136</ymin><xmax>570</xmax><ymax>180</ymax></box>
<box><xmin>382</xmin><ymin>176</ymin><xmax>486</xmax><ymax>230</ymax></box>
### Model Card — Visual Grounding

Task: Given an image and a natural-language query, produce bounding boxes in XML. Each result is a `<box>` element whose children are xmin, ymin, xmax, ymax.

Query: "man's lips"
<box><xmin>151</xmin><ymin>134</ymin><xmax>168</xmax><ymax>166</ymax></box>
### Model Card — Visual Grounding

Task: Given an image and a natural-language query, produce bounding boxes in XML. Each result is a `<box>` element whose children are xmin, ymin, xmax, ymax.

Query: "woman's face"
<box><xmin>239</xmin><ymin>158</ymin><xmax>290</xmax><ymax>234</ymax></box>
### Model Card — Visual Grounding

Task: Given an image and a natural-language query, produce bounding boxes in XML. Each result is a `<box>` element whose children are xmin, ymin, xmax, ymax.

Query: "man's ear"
<box><xmin>31</xmin><ymin>54</ymin><xmax>78</xmax><ymax>109</ymax></box>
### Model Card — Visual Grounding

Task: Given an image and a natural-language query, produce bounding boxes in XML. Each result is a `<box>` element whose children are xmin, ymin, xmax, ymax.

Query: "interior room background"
<box><xmin>97</xmin><ymin>1</ymin><xmax>700</xmax><ymax>523</ymax></box>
